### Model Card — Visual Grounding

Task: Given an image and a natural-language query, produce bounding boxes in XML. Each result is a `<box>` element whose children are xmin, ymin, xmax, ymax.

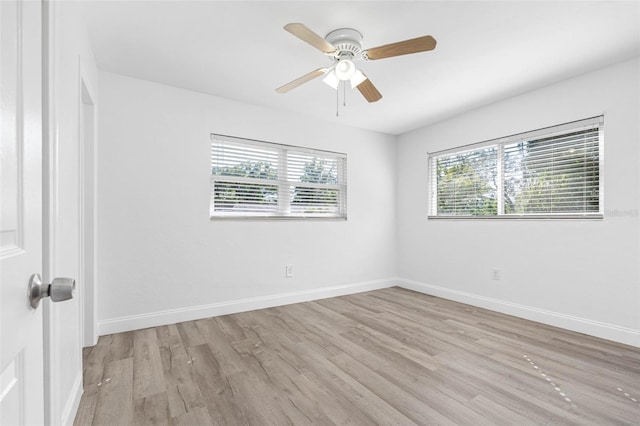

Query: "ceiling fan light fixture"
<box><xmin>335</xmin><ymin>59</ymin><xmax>356</xmax><ymax>81</ymax></box>
<box><xmin>350</xmin><ymin>70</ymin><xmax>367</xmax><ymax>88</ymax></box>
<box><xmin>322</xmin><ymin>70</ymin><xmax>340</xmax><ymax>90</ymax></box>
<box><xmin>277</xmin><ymin>23</ymin><xmax>435</xmax><ymax>104</ymax></box>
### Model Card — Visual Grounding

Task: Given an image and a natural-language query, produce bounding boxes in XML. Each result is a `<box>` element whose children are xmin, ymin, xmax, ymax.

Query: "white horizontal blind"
<box><xmin>503</xmin><ymin>127</ymin><xmax>600</xmax><ymax>215</ymax></box>
<box><xmin>429</xmin><ymin>117</ymin><xmax>603</xmax><ymax>218</ymax></box>
<box><xmin>433</xmin><ymin>146</ymin><xmax>498</xmax><ymax>216</ymax></box>
<box><xmin>287</xmin><ymin>151</ymin><xmax>345</xmax><ymax>216</ymax></box>
<box><xmin>211</xmin><ymin>135</ymin><xmax>347</xmax><ymax>219</ymax></box>
<box><xmin>211</xmin><ymin>140</ymin><xmax>280</xmax><ymax>214</ymax></box>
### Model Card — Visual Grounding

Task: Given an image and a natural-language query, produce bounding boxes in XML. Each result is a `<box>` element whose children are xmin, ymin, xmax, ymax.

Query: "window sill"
<box><xmin>427</xmin><ymin>214</ymin><xmax>604</xmax><ymax>220</ymax></box>
<box><xmin>210</xmin><ymin>215</ymin><xmax>347</xmax><ymax>221</ymax></box>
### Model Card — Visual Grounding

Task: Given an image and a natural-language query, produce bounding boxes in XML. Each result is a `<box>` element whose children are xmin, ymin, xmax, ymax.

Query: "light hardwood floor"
<box><xmin>75</xmin><ymin>287</ymin><xmax>640</xmax><ymax>425</ymax></box>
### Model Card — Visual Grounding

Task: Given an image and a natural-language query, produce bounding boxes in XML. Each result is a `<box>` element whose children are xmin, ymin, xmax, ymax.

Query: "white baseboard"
<box><xmin>97</xmin><ymin>277</ymin><xmax>640</xmax><ymax>348</ymax></box>
<box><xmin>98</xmin><ymin>278</ymin><xmax>396</xmax><ymax>336</ymax></box>
<box><xmin>61</xmin><ymin>372</ymin><xmax>83</xmax><ymax>426</ymax></box>
<box><xmin>397</xmin><ymin>278</ymin><xmax>640</xmax><ymax>348</ymax></box>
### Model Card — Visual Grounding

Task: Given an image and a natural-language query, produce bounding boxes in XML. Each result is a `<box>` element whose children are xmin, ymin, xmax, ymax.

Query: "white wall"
<box><xmin>397</xmin><ymin>58</ymin><xmax>640</xmax><ymax>347</ymax></box>
<box><xmin>46</xmin><ymin>1</ymin><xmax>99</xmax><ymax>424</ymax></box>
<box><xmin>97</xmin><ymin>72</ymin><xmax>397</xmax><ymax>333</ymax></box>
<box><xmin>96</xmin><ymin>57</ymin><xmax>639</xmax><ymax>347</ymax></box>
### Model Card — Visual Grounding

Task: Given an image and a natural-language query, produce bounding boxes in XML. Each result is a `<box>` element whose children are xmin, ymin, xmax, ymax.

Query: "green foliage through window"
<box><xmin>429</xmin><ymin>118</ymin><xmax>602</xmax><ymax>218</ymax></box>
<box><xmin>211</xmin><ymin>136</ymin><xmax>346</xmax><ymax>218</ymax></box>
<box><xmin>436</xmin><ymin>147</ymin><xmax>498</xmax><ymax>216</ymax></box>
<box><xmin>212</xmin><ymin>161</ymin><xmax>278</xmax><ymax>211</ymax></box>
<box><xmin>503</xmin><ymin>130</ymin><xmax>600</xmax><ymax>214</ymax></box>
<box><xmin>292</xmin><ymin>158</ymin><xmax>339</xmax><ymax>213</ymax></box>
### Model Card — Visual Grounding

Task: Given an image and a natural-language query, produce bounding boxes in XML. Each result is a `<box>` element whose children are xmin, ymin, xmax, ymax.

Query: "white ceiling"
<box><xmin>81</xmin><ymin>1</ymin><xmax>640</xmax><ymax>135</ymax></box>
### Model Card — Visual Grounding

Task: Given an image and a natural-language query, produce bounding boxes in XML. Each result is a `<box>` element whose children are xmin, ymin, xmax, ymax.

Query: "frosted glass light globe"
<box><xmin>335</xmin><ymin>60</ymin><xmax>356</xmax><ymax>81</ymax></box>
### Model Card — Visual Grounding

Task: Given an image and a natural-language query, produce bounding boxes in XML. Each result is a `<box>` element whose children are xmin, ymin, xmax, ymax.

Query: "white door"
<box><xmin>0</xmin><ymin>0</ymin><xmax>45</xmax><ymax>424</ymax></box>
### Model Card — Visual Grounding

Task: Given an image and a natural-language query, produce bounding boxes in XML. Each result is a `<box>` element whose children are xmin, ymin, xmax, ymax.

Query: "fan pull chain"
<box><xmin>336</xmin><ymin>84</ymin><xmax>339</xmax><ymax>117</ymax></box>
<box><xmin>343</xmin><ymin>81</ymin><xmax>347</xmax><ymax>107</ymax></box>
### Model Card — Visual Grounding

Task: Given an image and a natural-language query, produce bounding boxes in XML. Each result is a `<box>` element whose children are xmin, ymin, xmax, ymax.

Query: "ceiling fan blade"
<box><xmin>365</xmin><ymin>35</ymin><xmax>436</xmax><ymax>60</ymax></box>
<box><xmin>276</xmin><ymin>68</ymin><xmax>327</xmax><ymax>94</ymax></box>
<box><xmin>284</xmin><ymin>23</ymin><xmax>336</xmax><ymax>54</ymax></box>
<box><xmin>356</xmin><ymin>76</ymin><xmax>382</xmax><ymax>102</ymax></box>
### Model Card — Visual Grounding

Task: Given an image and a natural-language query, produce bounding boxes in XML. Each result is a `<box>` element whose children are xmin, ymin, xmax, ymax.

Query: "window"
<box><xmin>428</xmin><ymin>116</ymin><xmax>603</xmax><ymax>218</ymax></box>
<box><xmin>210</xmin><ymin>134</ymin><xmax>347</xmax><ymax>219</ymax></box>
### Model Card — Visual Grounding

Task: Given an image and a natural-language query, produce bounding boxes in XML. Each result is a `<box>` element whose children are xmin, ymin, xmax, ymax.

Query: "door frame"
<box><xmin>78</xmin><ymin>68</ymin><xmax>98</xmax><ymax>348</ymax></box>
<box><xmin>42</xmin><ymin>1</ymin><xmax>99</xmax><ymax>423</ymax></box>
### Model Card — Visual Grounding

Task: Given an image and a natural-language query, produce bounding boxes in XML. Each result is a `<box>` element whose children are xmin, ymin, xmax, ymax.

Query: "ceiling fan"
<box><xmin>276</xmin><ymin>23</ymin><xmax>437</xmax><ymax>103</ymax></box>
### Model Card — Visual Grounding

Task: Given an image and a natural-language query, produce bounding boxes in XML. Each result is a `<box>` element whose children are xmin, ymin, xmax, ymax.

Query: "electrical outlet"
<box><xmin>285</xmin><ymin>265</ymin><xmax>294</xmax><ymax>278</ymax></box>
<box><xmin>491</xmin><ymin>269</ymin><xmax>501</xmax><ymax>280</ymax></box>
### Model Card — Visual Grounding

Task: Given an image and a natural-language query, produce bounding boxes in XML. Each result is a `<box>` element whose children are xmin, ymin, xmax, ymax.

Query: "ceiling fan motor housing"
<box><xmin>325</xmin><ymin>28</ymin><xmax>364</xmax><ymax>60</ymax></box>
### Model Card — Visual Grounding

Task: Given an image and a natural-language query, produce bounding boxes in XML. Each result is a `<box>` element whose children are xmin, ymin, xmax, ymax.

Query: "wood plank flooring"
<box><xmin>75</xmin><ymin>287</ymin><xmax>640</xmax><ymax>425</ymax></box>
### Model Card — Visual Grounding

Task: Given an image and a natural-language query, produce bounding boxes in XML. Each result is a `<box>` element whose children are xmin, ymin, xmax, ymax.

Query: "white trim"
<box><xmin>78</xmin><ymin>68</ymin><xmax>98</xmax><ymax>347</ymax></box>
<box><xmin>98</xmin><ymin>278</ymin><xmax>396</xmax><ymax>336</ymax></box>
<box><xmin>60</xmin><ymin>372</ymin><xmax>82</xmax><ymax>426</ymax></box>
<box><xmin>397</xmin><ymin>278</ymin><xmax>640</xmax><ymax>348</ymax></box>
<box><xmin>96</xmin><ymin>276</ymin><xmax>640</xmax><ymax>348</ymax></box>
<box><xmin>41</xmin><ymin>0</ymin><xmax>58</xmax><ymax>423</ymax></box>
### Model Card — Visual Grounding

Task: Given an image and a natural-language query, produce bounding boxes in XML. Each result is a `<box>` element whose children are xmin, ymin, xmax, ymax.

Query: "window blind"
<box><xmin>210</xmin><ymin>135</ymin><xmax>347</xmax><ymax>219</ymax></box>
<box><xmin>429</xmin><ymin>117</ymin><xmax>603</xmax><ymax>218</ymax></box>
<box><xmin>433</xmin><ymin>146</ymin><xmax>498</xmax><ymax>216</ymax></box>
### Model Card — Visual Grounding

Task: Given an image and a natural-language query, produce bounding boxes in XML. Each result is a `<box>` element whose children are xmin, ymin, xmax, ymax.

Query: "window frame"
<box><xmin>427</xmin><ymin>116</ymin><xmax>604</xmax><ymax>220</ymax></box>
<box><xmin>210</xmin><ymin>134</ymin><xmax>347</xmax><ymax>221</ymax></box>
